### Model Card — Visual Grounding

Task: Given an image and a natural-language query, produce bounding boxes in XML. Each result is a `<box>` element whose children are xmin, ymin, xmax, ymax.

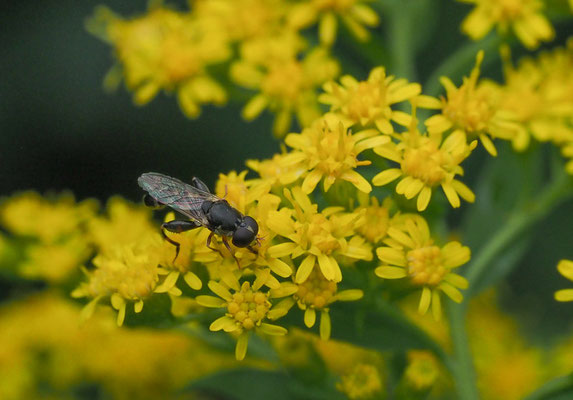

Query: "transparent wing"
<box><xmin>138</xmin><ymin>172</ymin><xmax>220</xmax><ymax>225</ymax></box>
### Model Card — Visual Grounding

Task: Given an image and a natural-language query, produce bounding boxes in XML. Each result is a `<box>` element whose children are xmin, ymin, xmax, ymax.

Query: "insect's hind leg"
<box><xmin>161</xmin><ymin>220</ymin><xmax>201</xmax><ymax>262</ymax></box>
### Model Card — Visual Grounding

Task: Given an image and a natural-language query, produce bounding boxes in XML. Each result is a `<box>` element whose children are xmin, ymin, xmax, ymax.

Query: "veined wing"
<box><xmin>138</xmin><ymin>172</ymin><xmax>219</xmax><ymax>225</ymax></box>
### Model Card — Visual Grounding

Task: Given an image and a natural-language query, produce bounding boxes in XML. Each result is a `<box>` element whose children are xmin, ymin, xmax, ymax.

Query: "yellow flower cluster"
<box><xmin>89</xmin><ymin>0</ymin><xmax>381</xmax><ymax>136</ymax></box>
<box><xmin>0</xmin><ymin>292</ymin><xmax>255</xmax><ymax>400</ymax></box>
<box><xmin>459</xmin><ymin>0</ymin><xmax>555</xmax><ymax>49</ymax></box>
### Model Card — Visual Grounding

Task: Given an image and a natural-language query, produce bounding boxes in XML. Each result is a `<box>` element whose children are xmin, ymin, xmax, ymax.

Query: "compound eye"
<box><xmin>232</xmin><ymin>217</ymin><xmax>259</xmax><ymax>247</ymax></box>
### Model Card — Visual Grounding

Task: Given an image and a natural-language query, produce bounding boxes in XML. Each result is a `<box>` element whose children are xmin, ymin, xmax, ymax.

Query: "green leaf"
<box><xmin>184</xmin><ymin>368</ymin><xmax>346</xmax><ymax>400</ymax></box>
<box><xmin>326</xmin><ymin>300</ymin><xmax>450</xmax><ymax>366</ymax></box>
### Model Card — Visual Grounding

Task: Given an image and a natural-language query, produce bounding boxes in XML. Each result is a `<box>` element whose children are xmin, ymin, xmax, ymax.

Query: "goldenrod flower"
<box><xmin>555</xmin><ymin>259</ymin><xmax>573</xmax><ymax>302</ymax></box>
<box><xmin>375</xmin><ymin>216</ymin><xmax>470</xmax><ymax>320</ymax></box>
<box><xmin>0</xmin><ymin>192</ymin><xmax>96</xmax><ymax>282</ymax></box>
<box><xmin>196</xmin><ymin>278</ymin><xmax>294</xmax><ymax>360</ymax></box>
<box><xmin>72</xmin><ymin>236</ymin><xmax>163</xmax><ymax>326</ymax></box>
<box><xmin>232</xmin><ymin>42</ymin><xmax>339</xmax><ymax>136</ymax></box>
<box><xmin>402</xmin><ymin>350</ymin><xmax>440</xmax><ymax>391</ymax></box>
<box><xmin>270</xmin><ymin>268</ymin><xmax>363</xmax><ymax>340</ymax></box>
<box><xmin>288</xmin><ymin>0</ymin><xmax>380</xmax><ymax>46</ymax></box>
<box><xmin>0</xmin><ymin>192</ymin><xmax>96</xmax><ymax>244</ymax></box>
<box><xmin>336</xmin><ymin>363</ymin><xmax>384</xmax><ymax>400</ymax></box>
<box><xmin>88</xmin><ymin>197</ymin><xmax>156</xmax><ymax>254</ymax></box>
<box><xmin>319</xmin><ymin>67</ymin><xmax>421</xmax><ymax>133</ymax></box>
<box><xmin>425</xmin><ymin>51</ymin><xmax>520</xmax><ymax>156</ymax></box>
<box><xmin>89</xmin><ymin>6</ymin><xmax>229</xmax><ymax>117</ymax></box>
<box><xmin>354</xmin><ymin>196</ymin><xmax>394</xmax><ymax>244</ymax></box>
<box><xmin>496</xmin><ymin>43</ymin><xmax>573</xmax><ymax>151</ymax></box>
<box><xmin>246</xmin><ymin>152</ymin><xmax>307</xmax><ymax>190</ymax></box>
<box><xmin>285</xmin><ymin>116</ymin><xmax>389</xmax><ymax>194</ymax></box>
<box><xmin>458</xmin><ymin>0</ymin><xmax>554</xmax><ymax>49</ymax></box>
<box><xmin>266</xmin><ymin>187</ymin><xmax>372</xmax><ymax>282</ymax></box>
<box><xmin>192</xmin><ymin>0</ymin><xmax>288</xmax><ymax>42</ymax></box>
<box><xmin>373</xmin><ymin>121</ymin><xmax>477</xmax><ymax>211</ymax></box>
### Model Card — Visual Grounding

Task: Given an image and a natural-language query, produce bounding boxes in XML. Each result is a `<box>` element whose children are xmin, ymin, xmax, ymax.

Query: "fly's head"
<box><xmin>232</xmin><ymin>216</ymin><xmax>259</xmax><ymax>248</ymax></box>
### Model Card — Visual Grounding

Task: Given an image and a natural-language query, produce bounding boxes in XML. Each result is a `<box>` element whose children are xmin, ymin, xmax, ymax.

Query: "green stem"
<box><xmin>386</xmin><ymin>0</ymin><xmax>416</xmax><ymax>82</ymax></box>
<box><xmin>448</xmin><ymin>170</ymin><xmax>573</xmax><ymax>400</ymax></box>
<box><xmin>448</xmin><ymin>301</ymin><xmax>478</xmax><ymax>400</ymax></box>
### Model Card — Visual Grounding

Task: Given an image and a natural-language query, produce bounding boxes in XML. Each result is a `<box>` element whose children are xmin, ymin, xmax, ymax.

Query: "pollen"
<box><xmin>226</xmin><ymin>282</ymin><xmax>271</xmax><ymax>331</ymax></box>
<box><xmin>407</xmin><ymin>246</ymin><xmax>447</xmax><ymax>286</ymax></box>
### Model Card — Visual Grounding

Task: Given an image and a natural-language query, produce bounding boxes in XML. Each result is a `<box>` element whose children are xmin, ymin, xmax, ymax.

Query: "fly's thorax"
<box><xmin>204</xmin><ymin>200</ymin><xmax>243</xmax><ymax>232</ymax></box>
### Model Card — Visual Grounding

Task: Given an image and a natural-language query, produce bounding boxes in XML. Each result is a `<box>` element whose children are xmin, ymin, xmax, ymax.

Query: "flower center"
<box><xmin>406</xmin><ymin>246</ymin><xmax>447</xmax><ymax>286</ymax></box>
<box><xmin>443</xmin><ymin>90</ymin><xmax>494</xmax><ymax>134</ymax></box>
<box><xmin>401</xmin><ymin>141</ymin><xmax>447</xmax><ymax>186</ymax></box>
<box><xmin>295</xmin><ymin>269</ymin><xmax>337</xmax><ymax>309</ymax></box>
<box><xmin>345</xmin><ymin>81</ymin><xmax>388</xmax><ymax>122</ymax></box>
<box><xmin>262</xmin><ymin>61</ymin><xmax>304</xmax><ymax>102</ymax></box>
<box><xmin>226</xmin><ymin>282</ymin><xmax>270</xmax><ymax>330</ymax></box>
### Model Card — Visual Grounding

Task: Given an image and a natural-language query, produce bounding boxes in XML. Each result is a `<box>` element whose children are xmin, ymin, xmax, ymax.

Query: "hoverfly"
<box><xmin>138</xmin><ymin>172</ymin><xmax>259</xmax><ymax>261</ymax></box>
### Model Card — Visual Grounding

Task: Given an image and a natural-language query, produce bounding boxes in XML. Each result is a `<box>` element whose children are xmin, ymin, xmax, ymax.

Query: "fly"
<box><xmin>137</xmin><ymin>172</ymin><xmax>259</xmax><ymax>262</ymax></box>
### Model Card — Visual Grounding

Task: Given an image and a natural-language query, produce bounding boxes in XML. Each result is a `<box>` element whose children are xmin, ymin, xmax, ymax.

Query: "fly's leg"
<box><xmin>221</xmin><ymin>236</ymin><xmax>241</xmax><ymax>267</ymax></box>
<box><xmin>143</xmin><ymin>194</ymin><xmax>165</xmax><ymax>210</ymax></box>
<box><xmin>206</xmin><ymin>231</ymin><xmax>224</xmax><ymax>258</ymax></box>
<box><xmin>246</xmin><ymin>245</ymin><xmax>258</xmax><ymax>255</ymax></box>
<box><xmin>191</xmin><ymin>177</ymin><xmax>211</xmax><ymax>193</ymax></box>
<box><xmin>162</xmin><ymin>220</ymin><xmax>201</xmax><ymax>262</ymax></box>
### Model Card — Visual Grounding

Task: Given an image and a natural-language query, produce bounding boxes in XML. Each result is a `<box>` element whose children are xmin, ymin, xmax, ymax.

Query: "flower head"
<box><xmin>373</xmin><ymin>119</ymin><xmax>477</xmax><ymax>211</ymax></box>
<box><xmin>336</xmin><ymin>363</ymin><xmax>384</xmax><ymax>400</ymax></box>
<box><xmin>425</xmin><ymin>51</ymin><xmax>520</xmax><ymax>156</ymax></box>
<box><xmin>271</xmin><ymin>268</ymin><xmax>363</xmax><ymax>340</ymax></box>
<box><xmin>459</xmin><ymin>0</ymin><xmax>554</xmax><ymax>49</ymax></box>
<box><xmin>285</xmin><ymin>116</ymin><xmax>389</xmax><ymax>194</ymax></box>
<box><xmin>196</xmin><ymin>276</ymin><xmax>293</xmax><ymax>360</ymax></box>
<box><xmin>72</xmin><ymin>235</ymin><xmax>163</xmax><ymax>326</ymax></box>
<box><xmin>89</xmin><ymin>6</ymin><xmax>229</xmax><ymax>117</ymax></box>
<box><xmin>266</xmin><ymin>187</ymin><xmax>372</xmax><ymax>283</ymax></box>
<box><xmin>319</xmin><ymin>67</ymin><xmax>421</xmax><ymax>134</ymax></box>
<box><xmin>375</xmin><ymin>215</ymin><xmax>470</xmax><ymax>320</ymax></box>
<box><xmin>232</xmin><ymin>42</ymin><xmax>339</xmax><ymax>136</ymax></box>
<box><xmin>288</xmin><ymin>0</ymin><xmax>380</xmax><ymax>46</ymax></box>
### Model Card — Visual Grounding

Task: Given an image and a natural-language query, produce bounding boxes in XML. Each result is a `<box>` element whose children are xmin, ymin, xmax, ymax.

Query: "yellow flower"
<box><xmin>88</xmin><ymin>197</ymin><xmax>156</xmax><ymax>254</ymax></box>
<box><xmin>89</xmin><ymin>6</ymin><xmax>229</xmax><ymax>118</ymax></box>
<box><xmin>192</xmin><ymin>0</ymin><xmax>288</xmax><ymax>42</ymax></box>
<box><xmin>288</xmin><ymin>0</ymin><xmax>380</xmax><ymax>46</ymax></box>
<box><xmin>270</xmin><ymin>267</ymin><xmax>363</xmax><ymax>340</ymax></box>
<box><xmin>20</xmin><ymin>238</ymin><xmax>91</xmax><ymax>283</ymax></box>
<box><xmin>319</xmin><ymin>67</ymin><xmax>421</xmax><ymax>133</ymax></box>
<box><xmin>196</xmin><ymin>277</ymin><xmax>294</xmax><ymax>360</ymax></box>
<box><xmin>373</xmin><ymin>120</ymin><xmax>477</xmax><ymax>211</ymax></box>
<box><xmin>354</xmin><ymin>196</ymin><xmax>395</xmax><ymax>244</ymax></box>
<box><xmin>496</xmin><ymin>43</ymin><xmax>573</xmax><ymax>151</ymax></box>
<box><xmin>375</xmin><ymin>215</ymin><xmax>470</xmax><ymax>320</ymax></box>
<box><xmin>336</xmin><ymin>363</ymin><xmax>384</xmax><ymax>400</ymax></box>
<box><xmin>266</xmin><ymin>187</ymin><xmax>372</xmax><ymax>283</ymax></box>
<box><xmin>232</xmin><ymin>42</ymin><xmax>339</xmax><ymax>136</ymax></box>
<box><xmin>72</xmin><ymin>235</ymin><xmax>163</xmax><ymax>326</ymax></box>
<box><xmin>467</xmin><ymin>291</ymin><xmax>545</xmax><ymax>400</ymax></box>
<box><xmin>458</xmin><ymin>0</ymin><xmax>554</xmax><ymax>49</ymax></box>
<box><xmin>0</xmin><ymin>191</ymin><xmax>96</xmax><ymax>244</ymax></box>
<box><xmin>285</xmin><ymin>116</ymin><xmax>389</xmax><ymax>194</ymax></box>
<box><xmin>246</xmin><ymin>152</ymin><xmax>307</xmax><ymax>189</ymax></box>
<box><xmin>425</xmin><ymin>51</ymin><xmax>520</xmax><ymax>156</ymax></box>
<box><xmin>555</xmin><ymin>259</ymin><xmax>573</xmax><ymax>302</ymax></box>
<box><xmin>402</xmin><ymin>350</ymin><xmax>440</xmax><ymax>391</ymax></box>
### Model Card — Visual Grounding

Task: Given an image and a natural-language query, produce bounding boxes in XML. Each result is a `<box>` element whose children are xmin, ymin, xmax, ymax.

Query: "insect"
<box><xmin>138</xmin><ymin>172</ymin><xmax>259</xmax><ymax>262</ymax></box>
